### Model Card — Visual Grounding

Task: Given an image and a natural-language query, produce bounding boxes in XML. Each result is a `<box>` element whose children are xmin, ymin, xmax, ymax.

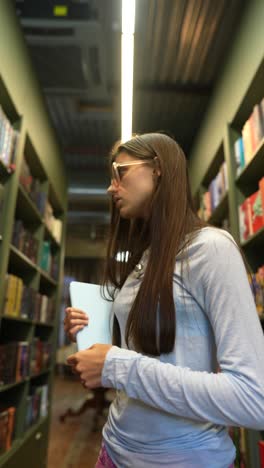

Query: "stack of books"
<box><xmin>199</xmin><ymin>161</ymin><xmax>228</xmax><ymax>221</ymax></box>
<box><xmin>3</xmin><ymin>274</ymin><xmax>55</xmax><ymax>324</ymax></box>
<box><xmin>234</xmin><ymin>98</ymin><xmax>264</xmax><ymax>176</ymax></box>
<box><xmin>24</xmin><ymin>384</ymin><xmax>48</xmax><ymax>430</ymax></box>
<box><xmin>12</xmin><ymin>220</ymin><xmax>39</xmax><ymax>264</ymax></box>
<box><xmin>30</xmin><ymin>338</ymin><xmax>52</xmax><ymax>376</ymax></box>
<box><xmin>0</xmin><ymin>341</ymin><xmax>30</xmax><ymax>385</ymax></box>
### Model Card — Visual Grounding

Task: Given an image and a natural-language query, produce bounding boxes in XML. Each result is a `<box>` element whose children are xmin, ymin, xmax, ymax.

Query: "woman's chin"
<box><xmin>119</xmin><ymin>208</ymin><xmax>132</xmax><ymax>219</ymax></box>
<box><xmin>119</xmin><ymin>206</ymin><xmax>135</xmax><ymax>219</ymax></box>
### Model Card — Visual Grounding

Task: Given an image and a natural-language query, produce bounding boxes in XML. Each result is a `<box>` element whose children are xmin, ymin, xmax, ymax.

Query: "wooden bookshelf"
<box><xmin>0</xmin><ymin>45</ymin><xmax>66</xmax><ymax>468</ymax></box>
<box><xmin>191</xmin><ymin>56</ymin><xmax>264</xmax><ymax>468</ymax></box>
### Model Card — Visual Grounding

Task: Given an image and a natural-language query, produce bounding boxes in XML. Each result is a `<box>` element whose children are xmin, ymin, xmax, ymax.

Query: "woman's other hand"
<box><xmin>67</xmin><ymin>344</ymin><xmax>113</xmax><ymax>388</ymax></box>
<box><xmin>64</xmin><ymin>307</ymin><xmax>89</xmax><ymax>342</ymax></box>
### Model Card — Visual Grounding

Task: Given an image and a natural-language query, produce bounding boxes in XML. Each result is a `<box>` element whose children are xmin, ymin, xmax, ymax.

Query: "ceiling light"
<box><xmin>121</xmin><ymin>0</ymin><xmax>136</xmax><ymax>143</ymax></box>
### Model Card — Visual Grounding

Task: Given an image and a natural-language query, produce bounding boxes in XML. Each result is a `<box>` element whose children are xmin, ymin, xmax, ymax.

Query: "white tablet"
<box><xmin>69</xmin><ymin>281</ymin><xmax>112</xmax><ymax>351</ymax></box>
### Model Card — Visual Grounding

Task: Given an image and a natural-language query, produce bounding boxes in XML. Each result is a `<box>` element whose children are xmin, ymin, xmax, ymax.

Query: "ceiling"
<box><xmin>15</xmin><ymin>0</ymin><xmax>247</xmax><ymax>255</ymax></box>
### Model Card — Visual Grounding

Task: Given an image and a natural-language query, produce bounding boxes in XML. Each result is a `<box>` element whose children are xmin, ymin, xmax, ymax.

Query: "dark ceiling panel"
<box><xmin>29</xmin><ymin>44</ymin><xmax>87</xmax><ymax>89</ymax></box>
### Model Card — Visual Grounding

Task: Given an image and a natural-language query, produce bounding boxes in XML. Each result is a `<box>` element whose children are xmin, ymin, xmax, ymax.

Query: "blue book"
<box><xmin>69</xmin><ymin>281</ymin><xmax>112</xmax><ymax>351</ymax></box>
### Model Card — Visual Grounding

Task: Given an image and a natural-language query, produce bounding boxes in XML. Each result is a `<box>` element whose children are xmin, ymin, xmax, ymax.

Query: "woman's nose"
<box><xmin>107</xmin><ymin>180</ymin><xmax>118</xmax><ymax>194</ymax></box>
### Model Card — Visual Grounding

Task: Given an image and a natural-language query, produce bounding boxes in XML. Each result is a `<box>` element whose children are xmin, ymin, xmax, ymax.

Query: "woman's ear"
<box><xmin>153</xmin><ymin>157</ymin><xmax>161</xmax><ymax>177</ymax></box>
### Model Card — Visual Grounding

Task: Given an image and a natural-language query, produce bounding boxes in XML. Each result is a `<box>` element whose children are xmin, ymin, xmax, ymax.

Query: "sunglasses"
<box><xmin>111</xmin><ymin>160</ymin><xmax>152</xmax><ymax>184</ymax></box>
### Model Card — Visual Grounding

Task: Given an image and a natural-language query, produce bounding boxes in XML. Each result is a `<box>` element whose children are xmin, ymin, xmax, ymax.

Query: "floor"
<box><xmin>47</xmin><ymin>372</ymin><xmax>113</xmax><ymax>468</ymax></box>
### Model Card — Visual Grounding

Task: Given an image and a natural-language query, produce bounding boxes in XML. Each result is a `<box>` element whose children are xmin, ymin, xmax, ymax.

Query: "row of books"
<box><xmin>0</xmin><ymin>341</ymin><xmax>29</xmax><ymax>385</ymax></box>
<box><xmin>249</xmin><ymin>264</ymin><xmax>264</xmax><ymax>319</ymax></box>
<box><xmin>12</xmin><ymin>220</ymin><xmax>39</xmax><ymax>264</ymax></box>
<box><xmin>19</xmin><ymin>157</ymin><xmax>47</xmax><ymax>216</ymax></box>
<box><xmin>238</xmin><ymin>177</ymin><xmax>264</xmax><ymax>242</ymax></box>
<box><xmin>3</xmin><ymin>274</ymin><xmax>55</xmax><ymax>323</ymax></box>
<box><xmin>44</xmin><ymin>201</ymin><xmax>62</xmax><ymax>244</ymax></box>
<box><xmin>40</xmin><ymin>241</ymin><xmax>59</xmax><ymax>279</ymax></box>
<box><xmin>198</xmin><ymin>161</ymin><xmax>228</xmax><ymax>221</ymax></box>
<box><xmin>0</xmin><ymin>406</ymin><xmax>15</xmax><ymax>455</ymax></box>
<box><xmin>0</xmin><ymin>105</ymin><xmax>19</xmax><ymax>170</ymax></box>
<box><xmin>19</xmin><ymin>158</ymin><xmax>62</xmax><ymax>244</ymax></box>
<box><xmin>0</xmin><ymin>339</ymin><xmax>52</xmax><ymax>386</ymax></box>
<box><xmin>31</xmin><ymin>338</ymin><xmax>52</xmax><ymax>376</ymax></box>
<box><xmin>234</xmin><ymin>98</ymin><xmax>264</xmax><ymax>176</ymax></box>
<box><xmin>25</xmin><ymin>384</ymin><xmax>49</xmax><ymax>430</ymax></box>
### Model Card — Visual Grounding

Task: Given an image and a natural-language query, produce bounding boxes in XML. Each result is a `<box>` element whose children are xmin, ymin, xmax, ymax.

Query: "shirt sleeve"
<box><xmin>101</xmin><ymin>232</ymin><xmax>264</xmax><ymax>430</ymax></box>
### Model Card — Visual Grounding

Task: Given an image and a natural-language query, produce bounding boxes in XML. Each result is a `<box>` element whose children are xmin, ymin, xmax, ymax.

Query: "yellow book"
<box><xmin>4</xmin><ymin>275</ymin><xmax>16</xmax><ymax>316</ymax></box>
<box><xmin>14</xmin><ymin>277</ymin><xmax>23</xmax><ymax>317</ymax></box>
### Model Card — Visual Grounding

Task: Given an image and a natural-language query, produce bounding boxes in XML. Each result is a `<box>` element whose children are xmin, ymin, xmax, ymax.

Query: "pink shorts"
<box><xmin>95</xmin><ymin>444</ymin><xmax>235</xmax><ymax>468</ymax></box>
<box><xmin>95</xmin><ymin>443</ymin><xmax>117</xmax><ymax>468</ymax></box>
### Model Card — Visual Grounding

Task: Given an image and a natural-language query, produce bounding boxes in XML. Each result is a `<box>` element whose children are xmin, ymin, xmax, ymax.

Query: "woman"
<box><xmin>65</xmin><ymin>133</ymin><xmax>264</xmax><ymax>468</ymax></box>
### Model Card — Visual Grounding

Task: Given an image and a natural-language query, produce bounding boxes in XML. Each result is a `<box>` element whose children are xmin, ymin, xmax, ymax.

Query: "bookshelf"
<box><xmin>192</xmin><ymin>58</ymin><xmax>264</xmax><ymax>468</ymax></box>
<box><xmin>0</xmin><ymin>72</ymin><xmax>66</xmax><ymax>467</ymax></box>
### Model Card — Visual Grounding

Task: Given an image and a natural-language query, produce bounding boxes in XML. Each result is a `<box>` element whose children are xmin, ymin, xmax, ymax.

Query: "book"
<box><xmin>234</xmin><ymin>136</ymin><xmax>245</xmax><ymax>176</ymax></box>
<box><xmin>247</xmin><ymin>190</ymin><xmax>264</xmax><ymax>235</ymax></box>
<box><xmin>0</xmin><ymin>406</ymin><xmax>16</xmax><ymax>453</ymax></box>
<box><xmin>238</xmin><ymin>200</ymin><xmax>250</xmax><ymax>242</ymax></box>
<box><xmin>69</xmin><ymin>282</ymin><xmax>112</xmax><ymax>351</ymax></box>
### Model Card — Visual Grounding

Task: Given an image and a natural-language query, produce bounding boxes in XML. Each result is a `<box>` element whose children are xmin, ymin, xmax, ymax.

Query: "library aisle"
<box><xmin>1</xmin><ymin>0</ymin><xmax>264</xmax><ymax>467</ymax></box>
<box><xmin>48</xmin><ymin>374</ymin><xmax>114</xmax><ymax>468</ymax></box>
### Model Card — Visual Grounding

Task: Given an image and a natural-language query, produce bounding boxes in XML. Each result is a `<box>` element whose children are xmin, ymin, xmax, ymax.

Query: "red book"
<box><xmin>259</xmin><ymin>177</ymin><xmax>264</xmax><ymax>222</ymax></box>
<box><xmin>238</xmin><ymin>200</ymin><xmax>250</xmax><ymax>242</ymax></box>
<box><xmin>247</xmin><ymin>190</ymin><xmax>264</xmax><ymax>235</ymax></box>
<box><xmin>259</xmin><ymin>440</ymin><xmax>264</xmax><ymax>468</ymax></box>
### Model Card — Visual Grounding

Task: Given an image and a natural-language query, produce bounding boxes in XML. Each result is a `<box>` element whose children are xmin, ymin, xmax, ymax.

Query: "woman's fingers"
<box><xmin>64</xmin><ymin>308</ymin><xmax>89</xmax><ymax>343</ymax></box>
<box><xmin>66</xmin><ymin>307</ymin><xmax>89</xmax><ymax>318</ymax></box>
<box><xmin>69</xmin><ymin>318</ymin><xmax>89</xmax><ymax>326</ymax></box>
<box><xmin>67</xmin><ymin>325</ymin><xmax>85</xmax><ymax>341</ymax></box>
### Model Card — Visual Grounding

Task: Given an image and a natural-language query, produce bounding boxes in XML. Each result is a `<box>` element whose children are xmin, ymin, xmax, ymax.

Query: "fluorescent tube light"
<box><xmin>121</xmin><ymin>0</ymin><xmax>136</xmax><ymax>143</ymax></box>
<box><xmin>122</xmin><ymin>0</ymin><xmax>135</xmax><ymax>34</ymax></box>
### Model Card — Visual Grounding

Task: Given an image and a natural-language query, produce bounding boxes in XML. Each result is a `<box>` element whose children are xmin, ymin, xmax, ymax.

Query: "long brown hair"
<box><xmin>103</xmin><ymin>133</ymin><xmax>206</xmax><ymax>355</ymax></box>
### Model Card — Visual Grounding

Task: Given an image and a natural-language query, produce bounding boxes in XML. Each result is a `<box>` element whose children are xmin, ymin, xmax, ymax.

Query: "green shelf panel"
<box><xmin>30</xmin><ymin>368</ymin><xmax>51</xmax><ymax>380</ymax></box>
<box><xmin>0</xmin><ymin>417</ymin><xmax>48</xmax><ymax>468</ymax></box>
<box><xmin>39</xmin><ymin>269</ymin><xmax>57</xmax><ymax>288</ymax></box>
<box><xmin>34</xmin><ymin>321</ymin><xmax>54</xmax><ymax>329</ymax></box>
<box><xmin>208</xmin><ymin>192</ymin><xmax>229</xmax><ymax>225</ymax></box>
<box><xmin>241</xmin><ymin>226</ymin><xmax>264</xmax><ymax>250</ymax></box>
<box><xmin>0</xmin><ymin>316</ymin><xmax>53</xmax><ymax>330</ymax></box>
<box><xmin>9</xmin><ymin>245</ymin><xmax>38</xmax><ymax>275</ymax></box>
<box><xmin>23</xmin><ymin>416</ymin><xmax>48</xmax><ymax>442</ymax></box>
<box><xmin>236</xmin><ymin>138</ymin><xmax>264</xmax><ymax>194</ymax></box>
<box><xmin>0</xmin><ymin>439</ymin><xmax>21</xmax><ymax>468</ymax></box>
<box><xmin>16</xmin><ymin>185</ymin><xmax>43</xmax><ymax>226</ymax></box>
<box><xmin>0</xmin><ymin>378</ymin><xmax>29</xmax><ymax>394</ymax></box>
<box><xmin>1</xmin><ymin>315</ymin><xmax>33</xmax><ymax>325</ymax></box>
<box><xmin>0</xmin><ymin>76</ymin><xmax>20</xmax><ymax>124</ymax></box>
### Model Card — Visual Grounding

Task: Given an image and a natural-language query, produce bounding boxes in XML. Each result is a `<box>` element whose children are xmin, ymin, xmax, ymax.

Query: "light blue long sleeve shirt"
<box><xmin>101</xmin><ymin>227</ymin><xmax>264</xmax><ymax>467</ymax></box>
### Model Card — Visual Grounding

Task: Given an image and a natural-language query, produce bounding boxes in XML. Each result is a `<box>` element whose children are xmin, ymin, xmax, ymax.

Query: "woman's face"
<box><xmin>107</xmin><ymin>151</ymin><xmax>157</xmax><ymax>219</ymax></box>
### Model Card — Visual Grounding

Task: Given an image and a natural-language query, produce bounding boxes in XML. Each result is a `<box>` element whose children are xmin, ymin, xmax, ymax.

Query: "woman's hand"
<box><xmin>64</xmin><ymin>307</ymin><xmax>89</xmax><ymax>342</ymax></box>
<box><xmin>67</xmin><ymin>344</ymin><xmax>113</xmax><ymax>389</ymax></box>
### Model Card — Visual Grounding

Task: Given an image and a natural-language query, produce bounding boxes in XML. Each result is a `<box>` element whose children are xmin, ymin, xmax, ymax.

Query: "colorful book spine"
<box><xmin>0</xmin><ymin>406</ymin><xmax>16</xmax><ymax>453</ymax></box>
<box><xmin>234</xmin><ymin>137</ymin><xmax>245</xmax><ymax>176</ymax></box>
